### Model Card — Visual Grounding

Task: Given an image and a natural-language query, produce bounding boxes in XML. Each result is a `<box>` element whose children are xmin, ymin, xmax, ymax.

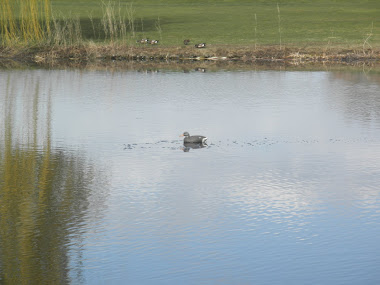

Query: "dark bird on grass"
<box><xmin>150</xmin><ymin>40</ymin><xmax>159</xmax><ymax>45</ymax></box>
<box><xmin>184</xmin><ymin>39</ymin><xmax>190</xmax><ymax>45</ymax></box>
<box><xmin>180</xmin><ymin>131</ymin><xmax>208</xmax><ymax>144</ymax></box>
<box><xmin>195</xmin><ymin>43</ymin><xmax>206</xmax><ymax>48</ymax></box>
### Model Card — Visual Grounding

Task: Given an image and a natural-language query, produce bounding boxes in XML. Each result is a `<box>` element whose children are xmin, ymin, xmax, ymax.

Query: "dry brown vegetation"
<box><xmin>1</xmin><ymin>44</ymin><xmax>379</xmax><ymax>67</ymax></box>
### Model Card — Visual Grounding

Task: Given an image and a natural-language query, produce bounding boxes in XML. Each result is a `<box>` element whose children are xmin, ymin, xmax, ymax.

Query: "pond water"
<box><xmin>1</xmin><ymin>66</ymin><xmax>380</xmax><ymax>284</ymax></box>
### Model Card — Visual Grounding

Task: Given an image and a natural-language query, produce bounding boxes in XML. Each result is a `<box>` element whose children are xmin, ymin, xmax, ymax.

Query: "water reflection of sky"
<box><xmin>1</xmin><ymin>69</ymin><xmax>380</xmax><ymax>284</ymax></box>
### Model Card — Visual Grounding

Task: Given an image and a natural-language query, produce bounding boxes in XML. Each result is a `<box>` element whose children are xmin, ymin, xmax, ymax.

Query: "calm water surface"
<box><xmin>1</xmin><ymin>67</ymin><xmax>380</xmax><ymax>284</ymax></box>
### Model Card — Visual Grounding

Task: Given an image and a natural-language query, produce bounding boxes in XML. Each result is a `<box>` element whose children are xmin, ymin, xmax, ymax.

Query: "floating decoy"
<box><xmin>150</xmin><ymin>40</ymin><xmax>159</xmax><ymax>45</ymax></box>
<box><xmin>195</xmin><ymin>43</ymin><xmax>206</xmax><ymax>48</ymax></box>
<box><xmin>184</xmin><ymin>39</ymin><xmax>190</xmax><ymax>45</ymax></box>
<box><xmin>180</xmin><ymin>132</ymin><xmax>207</xmax><ymax>144</ymax></box>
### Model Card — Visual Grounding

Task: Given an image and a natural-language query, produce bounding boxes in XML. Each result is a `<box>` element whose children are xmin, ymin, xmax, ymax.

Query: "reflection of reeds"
<box><xmin>0</xmin><ymin>145</ymin><xmax>93</xmax><ymax>283</ymax></box>
<box><xmin>0</xmin><ymin>73</ymin><xmax>106</xmax><ymax>284</ymax></box>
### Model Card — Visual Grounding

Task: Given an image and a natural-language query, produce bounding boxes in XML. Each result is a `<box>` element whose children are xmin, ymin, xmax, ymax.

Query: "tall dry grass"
<box><xmin>0</xmin><ymin>0</ymin><xmax>84</xmax><ymax>47</ymax></box>
<box><xmin>254</xmin><ymin>13</ymin><xmax>257</xmax><ymax>50</ymax></box>
<box><xmin>50</xmin><ymin>13</ymin><xmax>82</xmax><ymax>46</ymax></box>
<box><xmin>101</xmin><ymin>1</ymin><xmax>137</xmax><ymax>44</ymax></box>
<box><xmin>0</xmin><ymin>0</ymin><xmax>138</xmax><ymax>47</ymax></box>
<box><xmin>155</xmin><ymin>17</ymin><xmax>162</xmax><ymax>42</ymax></box>
<box><xmin>102</xmin><ymin>0</ymin><xmax>125</xmax><ymax>43</ymax></box>
<box><xmin>0</xmin><ymin>0</ymin><xmax>51</xmax><ymax>45</ymax></box>
<box><xmin>277</xmin><ymin>3</ymin><xmax>282</xmax><ymax>50</ymax></box>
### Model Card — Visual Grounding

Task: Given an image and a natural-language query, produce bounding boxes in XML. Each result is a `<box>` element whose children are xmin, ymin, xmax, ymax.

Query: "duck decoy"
<box><xmin>195</xmin><ymin>43</ymin><xmax>206</xmax><ymax>48</ymax></box>
<box><xmin>150</xmin><ymin>40</ymin><xmax>159</xmax><ymax>45</ymax></box>
<box><xmin>180</xmin><ymin>132</ymin><xmax>208</xmax><ymax>144</ymax></box>
<box><xmin>137</xmin><ymin>38</ymin><xmax>149</xmax><ymax>44</ymax></box>
<box><xmin>195</xmin><ymin>67</ymin><xmax>206</xmax><ymax>73</ymax></box>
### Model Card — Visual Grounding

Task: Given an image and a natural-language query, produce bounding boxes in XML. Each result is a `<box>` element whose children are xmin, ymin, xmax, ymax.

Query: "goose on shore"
<box><xmin>180</xmin><ymin>132</ymin><xmax>207</xmax><ymax>144</ymax></box>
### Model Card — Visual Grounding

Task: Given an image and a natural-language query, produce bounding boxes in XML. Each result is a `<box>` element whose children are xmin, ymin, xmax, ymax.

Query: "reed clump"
<box><xmin>0</xmin><ymin>0</ymin><xmax>51</xmax><ymax>45</ymax></box>
<box><xmin>101</xmin><ymin>0</ymin><xmax>127</xmax><ymax>43</ymax></box>
<box><xmin>0</xmin><ymin>0</ymin><xmax>139</xmax><ymax>48</ymax></box>
<box><xmin>49</xmin><ymin>13</ymin><xmax>83</xmax><ymax>47</ymax></box>
<box><xmin>0</xmin><ymin>0</ymin><xmax>87</xmax><ymax>47</ymax></box>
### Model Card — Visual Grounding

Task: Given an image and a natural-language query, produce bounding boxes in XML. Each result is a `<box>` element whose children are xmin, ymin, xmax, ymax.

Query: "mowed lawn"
<box><xmin>51</xmin><ymin>0</ymin><xmax>379</xmax><ymax>47</ymax></box>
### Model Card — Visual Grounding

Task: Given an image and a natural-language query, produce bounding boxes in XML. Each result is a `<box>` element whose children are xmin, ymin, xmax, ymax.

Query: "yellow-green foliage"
<box><xmin>0</xmin><ymin>0</ymin><xmax>51</xmax><ymax>45</ymax></box>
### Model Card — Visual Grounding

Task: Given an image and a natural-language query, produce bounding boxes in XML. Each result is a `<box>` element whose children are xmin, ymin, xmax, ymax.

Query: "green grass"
<box><xmin>46</xmin><ymin>0</ymin><xmax>380</xmax><ymax>48</ymax></box>
<box><xmin>1</xmin><ymin>0</ymin><xmax>379</xmax><ymax>50</ymax></box>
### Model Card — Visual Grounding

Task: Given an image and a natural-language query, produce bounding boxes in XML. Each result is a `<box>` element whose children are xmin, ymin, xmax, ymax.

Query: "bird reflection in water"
<box><xmin>182</xmin><ymin>142</ymin><xmax>207</xmax><ymax>152</ymax></box>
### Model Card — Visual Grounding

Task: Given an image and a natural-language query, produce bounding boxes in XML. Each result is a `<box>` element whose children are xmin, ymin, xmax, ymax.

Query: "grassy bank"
<box><xmin>49</xmin><ymin>0</ymin><xmax>380</xmax><ymax>47</ymax></box>
<box><xmin>1</xmin><ymin>0</ymin><xmax>379</xmax><ymax>63</ymax></box>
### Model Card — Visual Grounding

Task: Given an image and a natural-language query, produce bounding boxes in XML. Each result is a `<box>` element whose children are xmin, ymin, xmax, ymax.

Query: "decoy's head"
<box><xmin>180</xmin><ymin>131</ymin><xmax>190</xmax><ymax>137</ymax></box>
